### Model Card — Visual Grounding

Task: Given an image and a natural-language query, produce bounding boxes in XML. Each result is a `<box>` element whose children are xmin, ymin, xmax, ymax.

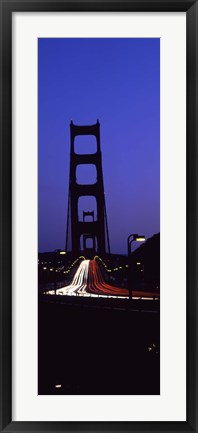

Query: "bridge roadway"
<box><xmin>45</xmin><ymin>259</ymin><xmax>159</xmax><ymax>299</ymax></box>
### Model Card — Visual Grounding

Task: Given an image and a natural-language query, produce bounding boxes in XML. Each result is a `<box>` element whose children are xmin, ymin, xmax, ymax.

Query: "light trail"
<box><xmin>45</xmin><ymin>260</ymin><xmax>90</xmax><ymax>296</ymax></box>
<box><xmin>44</xmin><ymin>259</ymin><xmax>159</xmax><ymax>300</ymax></box>
<box><xmin>87</xmin><ymin>260</ymin><xmax>129</xmax><ymax>297</ymax></box>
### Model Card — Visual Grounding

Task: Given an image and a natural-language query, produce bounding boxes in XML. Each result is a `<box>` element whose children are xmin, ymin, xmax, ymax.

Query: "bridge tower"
<box><xmin>65</xmin><ymin>120</ymin><xmax>110</xmax><ymax>257</ymax></box>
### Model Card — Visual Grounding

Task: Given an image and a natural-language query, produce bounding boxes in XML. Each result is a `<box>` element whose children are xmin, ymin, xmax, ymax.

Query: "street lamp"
<box><xmin>127</xmin><ymin>233</ymin><xmax>145</xmax><ymax>299</ymax></box>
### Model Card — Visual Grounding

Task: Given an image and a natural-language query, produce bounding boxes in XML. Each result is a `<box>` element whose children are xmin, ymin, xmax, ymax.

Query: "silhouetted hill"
<box><xmin>131</xmin><ymin>233</ymin><xmax>160</xmax><ymax>291</ymax></box>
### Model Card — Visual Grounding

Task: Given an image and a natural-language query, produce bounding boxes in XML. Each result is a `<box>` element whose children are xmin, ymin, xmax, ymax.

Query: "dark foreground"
<box><xmin>38</xmin><ymin>297</ymin><xmax>160</xmax><ymax>395</ymax></box>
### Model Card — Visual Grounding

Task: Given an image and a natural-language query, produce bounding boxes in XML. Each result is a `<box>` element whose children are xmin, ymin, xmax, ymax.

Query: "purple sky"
<box><xmin>38</xmin><ymin>38</ymin><xmax>160</xmax><ymax>255</ymax></box>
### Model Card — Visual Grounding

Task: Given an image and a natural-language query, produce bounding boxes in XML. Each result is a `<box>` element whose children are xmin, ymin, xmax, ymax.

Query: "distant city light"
<box><xmin>55</xmin><ymin>384</ymin><xmax>62</xmax><ymax>388</ymax></box>
<box><xmin>59</xmin><ymin>251</ymin><xmax>66</xmax><ymax>255</ymax></box>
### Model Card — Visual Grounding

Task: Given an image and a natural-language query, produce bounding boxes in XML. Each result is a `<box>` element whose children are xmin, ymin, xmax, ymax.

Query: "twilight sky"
<box><xmin>38</xmin><ymin>38</ymin><xmax>160</xmax><ymax>254</ymax></box>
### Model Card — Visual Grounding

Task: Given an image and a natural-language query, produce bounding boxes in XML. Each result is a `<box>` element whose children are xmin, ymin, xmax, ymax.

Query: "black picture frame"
<box><xmin>0</xmin><ymin>0</ymin><xmax>197</xmax><ymax>432</ymax></box>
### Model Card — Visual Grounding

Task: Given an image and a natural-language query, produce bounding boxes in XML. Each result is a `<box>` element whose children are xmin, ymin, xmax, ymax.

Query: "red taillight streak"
<box><xmin>87</xmin><ymin>260</ymin><xmax>129</xmax><ymax>296</ymax></box>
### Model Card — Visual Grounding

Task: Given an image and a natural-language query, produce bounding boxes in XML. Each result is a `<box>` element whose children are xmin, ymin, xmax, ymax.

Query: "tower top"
<box><xmin>70</xmin><ymin>120</ymin><xmax>100</xmax><ymax>138</ymax></box>
<box><xmin>70</xmin><ymin>120</ymin><xmax>100</xmax><ymax>128</ymax></box>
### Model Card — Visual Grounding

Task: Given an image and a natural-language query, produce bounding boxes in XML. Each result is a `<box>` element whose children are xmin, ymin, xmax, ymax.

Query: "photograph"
<box><xmin>1</xmin><ymin>0</ymin><xmax>198</xmax><ymax>429</ymax></box>
<box><xmin>38</xmin><ymin>37</ymin><xmax>160</xmax><ymax>395</ymax></box>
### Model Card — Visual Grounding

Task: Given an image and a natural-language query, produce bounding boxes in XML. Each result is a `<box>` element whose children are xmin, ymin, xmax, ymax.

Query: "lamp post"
<box><xmin>127</xmin><ymin>234</ymin><xmax>145</xmax><ymax>299</ymax></box>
